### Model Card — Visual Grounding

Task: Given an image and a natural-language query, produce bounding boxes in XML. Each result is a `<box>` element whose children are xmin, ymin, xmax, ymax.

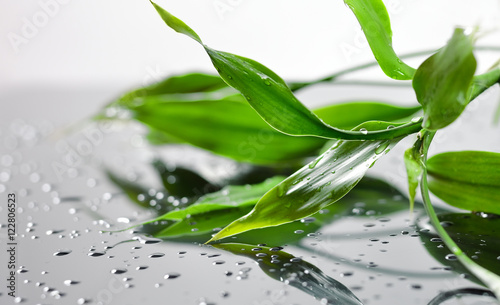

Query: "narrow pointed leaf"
<box><xmin>208</xmin><ymin>121</ymin><xmax>402</xmax><ymax>242</ymax></box>
<box><xmin>141</xmin><ymin>177</ymin><xmax>284</xmax><ymax>238</ymax></box>
<box><xmin>344</xmin><ymin>0</ymin><xmax>415</xmax><ymax>80</ymax></box>
<box><xmin>150</xmin><ymin>1</ymin><xmax>202</xmax><ymax>43</ymax></box>
<box><xmin>119</xmin><ymin>84</ymin><xmax>420</xmax><ymax>163</ymax></box>
<box><xmin>413</xmin><ymin>28</ymin><xmax>477</xmax><ymax>130</ymax></box>
<box><xmin>214</xmin><ymin>243</ymin><xmax>363</xmax><ymax>305</ymax></box>
<box><xmin>427</xmin><ymin>151</ymin><xmax>500</xmax><ymax>215</ymax></box>
<box><xmin>150</xmin><ymin>2</ymin><xmax>422</xmax><ymax>140</ymax></box>
<box><xmin>120</xmin><ymin>73</ymin><xmax>230</xmax><ymax>102</ymax></box>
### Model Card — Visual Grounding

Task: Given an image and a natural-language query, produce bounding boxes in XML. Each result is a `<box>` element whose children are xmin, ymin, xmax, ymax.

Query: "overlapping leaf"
<box><xmin>343</xmin><ymin>0</ymin><xmax>415</xmax><ymax>80</ymax></box>
<box><xmin>427</xmin><ymin>151</ymin><xmax>500</xmax><ymax>215</ymax></box>
<box><xmin>208</xmin><ymin>121</ymin><xmax>402</xmax><ymax>242</ymax></box>
<box><xmin>121</xmin><ymin>90</ymin><xmax>419</xmax><ymax>163</ymax></box>
<box><xmin>150</xmin><ymin>1</ymin><xmax>422</xmax><ymax>141</ymax></box>
<box><xmin>413</xmin><ymin>28</ymin><xmax>477</xmax><ymax>130</ymax></box>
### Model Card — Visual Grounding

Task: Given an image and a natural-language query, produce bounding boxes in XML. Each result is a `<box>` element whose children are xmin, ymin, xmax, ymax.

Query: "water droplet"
<box><xmin>430</xmin><ymin>238</ymin><xmax>442</xmax><ymax>242</ymax></box>
<box><xmin>88</xmin><ymin>251</ymin><xmax>106</xmax><ymax>257</ymax></box>
<box><xmin>359</xmin><ymin>128</ymin><xmax>368</xmax><ymax>135</ymax></box>
<box><xmin>290</xmin><ymin>257</ymin><xmax>302</xmax><ymax>263</ymax></box>
<box><xmin>294</xmin><ymin>230</ymin><xmax>304</xmax><ymax>234</ymax></box>
<box><xmin>213</xmin><ymin>260</ymin><xmax>225</xmax><ymax>265</ymax></box>
<box><xmin>149</xmin><ymin>253</ymin><xmax>165</xmax><ymax>258</ymax></box>
<box><xmin>309</xmin><ymin>156</ymin><xmax>323</xmax><ymax>169</ymax></box>
<box><xmin>111</xmin><ymin>268</ymin><xmax>127</xmax><ymax>274</ymax></box>
<box><xmin>340</xmin><ymin>271</ymin><xmax>353</xmax><ymax>277</ymax></box>
<box><xmin>263</xmin><ymin>79</ymin><xmax>271</xmax><ymax>86</ymax></box>
<box><xmin>445</xmin><ymin>254</ymin><xmax>457</xmax><ymax>261</ymax></box>
<box><xmin>375</xmin><ymin>142</ymin><xmax>389</xmax><ymax>155</ymax></box>
<box><xmin>411</xmin><ymin>117</ymin><xmax>421</xmax><ymax>123</ymax></box>
<box><xmin>53</xmin><ymin>249</ymin><xmax>72</xmax><ymax>256</ymax></box>
<box><xmin>277</xmin><ymin>184</ymin><xmax>287</xmax><ymax>197</ymax></box>
<box><xmin>64</xmin><ymin>280</ymin><xmax>79</xmax><ymax>286</ymax></box>
<box><xmin>164</xmin><ymin>272</ymin><xmax>181</xmax><ymax>279</ymax></box>
<box><xmin>256</xmin><ymin>253</ymin><xmax>267</xmax><ymax>257</ymax></box>
<box><xmin>136</xmin><ymin>266</ymin><xmax>149</xmax><ymax>270</ymax></box>
<box><xmin>440</xmin><ymin>221</ymin><xmax>454</xmax><ymax>227</ymax></box>
<box><xmin>411</xmin><ymin>284</ymin><xmax>422</xmax><ymax>289</ymax></box>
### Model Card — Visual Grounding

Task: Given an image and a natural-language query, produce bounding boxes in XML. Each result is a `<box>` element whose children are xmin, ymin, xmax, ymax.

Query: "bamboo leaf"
<box><xmin>344</xmin><ymin>0</ymin><xmax>415</xmax><ymax>80</ymax></box>
<box><xmin>120</xmin><ymin>73</ymin><xmax>230</xmax><ymax>103</ymax></box>
<box><xmin>427</xmin><ymin>151</ymin><xmax>500</xmax><ymax>215</ymax></box>
<box><xmin>412</xmin><ymin>28</ymin><xmax>477</xmax><ymax>130</ymax></box>
<box><xmin>116</xmin><ymin>76</ymin><xmax>420</xmax><ymax>163</ymax></box>
<box><xmin>141</xmin><ymin>177</ymin><xmax>284</xmax><ymax>239</ymax></box>
<box><xmin>207</xmin><ymin>121</ymin><xmax>402</xmax><ymax>242</ymax></box>
<box><xmin>213</xmin><ymin>243</ymin><xmax>363</xmax><ymax>305</ymax></box>
<box><xmin>150</xmin><ymin>1</ymin><xmax>422</xmax><ymax>140</ymax></box>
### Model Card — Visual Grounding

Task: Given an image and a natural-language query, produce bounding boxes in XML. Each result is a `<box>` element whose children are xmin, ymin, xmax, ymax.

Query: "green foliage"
<box><xmin>98</xmin><ymin>0</ymin><xmax>500</xmax><ymax>297</ymax></box>
<box><xmin>344</xmin><ymin>0</ymin><xmax>415</xmax><ymax>79</ymax></box>
<box><xmin>413</xmin><ymin>28</ymin><xmax>477</xmax><ymax>130</ymax></box>
<box><xmin>208</xmin><ymin>121</ymin><xmax>400</xmax><ymax>242</ymax></box>
<box><xmin>427</xmin><ymin>151</ymin><xmax>500</xmax><ymax>215</ymax></box>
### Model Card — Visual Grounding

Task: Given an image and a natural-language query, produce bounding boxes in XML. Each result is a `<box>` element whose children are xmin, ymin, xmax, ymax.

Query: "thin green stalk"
<box><xmin>419</xmin><ymin>131</ymin><xmax>500</xmax><ymax>299</ymax></box>
<box><xmin>291</xmin><ymin>46</ymin><xmax>500</xmax><ymax>91</ymax></box>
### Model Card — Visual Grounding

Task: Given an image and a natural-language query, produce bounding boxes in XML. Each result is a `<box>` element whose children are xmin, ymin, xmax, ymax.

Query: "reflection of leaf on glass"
<box><xmin>418</xmin><ymin>213</ymin><xmax>500</xmax><ymax>286</ymax></box>
<box><xmin>213</xmin><ymin>243</ymin><xmax>363</xmax><ymax>305</ymax></box>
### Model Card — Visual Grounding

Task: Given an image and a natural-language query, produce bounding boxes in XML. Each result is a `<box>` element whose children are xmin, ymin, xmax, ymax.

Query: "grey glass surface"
<box><xmin>1</xmin><ymin>85</ymin><xmax>499</xmax><ymax>305</ymax></box>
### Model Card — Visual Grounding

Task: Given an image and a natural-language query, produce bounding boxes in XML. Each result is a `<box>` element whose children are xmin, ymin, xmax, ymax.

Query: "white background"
<box><xmin>2</xmin><ymin>0</ymin><xmax>500</xmax><ymax>92</ymax></box>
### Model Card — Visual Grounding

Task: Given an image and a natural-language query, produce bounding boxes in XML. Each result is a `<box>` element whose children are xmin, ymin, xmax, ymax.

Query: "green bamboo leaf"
<box><xmin>213</xmin><ymin>243</ymin><xmax>363</xmax><ymax>305</ymax></box>
<box><xmin>207</xmin><ymin>121</ymin><xmax>402</xmax><ymax>242</ymax></box>
<box><xmin>427</xmin><ymin>151</ymin><xmax>500</xmax><ymax>215</ymax></box>
<box><xmin>413</xmin><ymin>28</ymin><xmax>477</xmax><ymax>130</ymax></box>
<box><xmin>149</xmin><ymin>1</ymin><xmax>202</xmax><ymax>43</ymax></box>
<box><xmin>131</xmin><ymin>95</ymin><xmax>326</xmax><ymax>164</ymax></box>
<box><xmin>344</xmin><ymin>0</ymin><xmax>415</xmax><ymax>80</ymax></box>
<box><xmin>125</xmin><ymin>89</ymin><xmax>420</xmax><ymax>163</ymax></box>
<box><xmin>141</xmin><ymin>176</ymin><xmax>285</xmax><ymax>239</ymax></box>
<box><xmin>120</xmin><ymin>73</ymin><xmax>230</xmax><ymax>103</ymax></box>
<box><xmin>150</xmin><ymin>1</ymin><xmax>422</xmax><ymax>140</ymax></box>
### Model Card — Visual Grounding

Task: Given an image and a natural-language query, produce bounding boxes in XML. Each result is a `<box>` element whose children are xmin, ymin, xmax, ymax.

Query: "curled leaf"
<box><xmin>413</xmin><ymin>28</ymin><xmax>477</xmax><ymax>130</ymax></box>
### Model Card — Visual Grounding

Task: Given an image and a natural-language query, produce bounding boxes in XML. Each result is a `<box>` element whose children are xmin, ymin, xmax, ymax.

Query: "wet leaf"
<box><xmin>140</xmin><ymin>177</ymin><xmax>285</xmax><ymax>239</ymax></box>
<box><xmin>208</xmin><ymin>121</ymin><xmax>402</xmax><ymax>242</ymax></box>
<box><xmin>150</xmin><ymin>1</ymin><xmax>422</xmax><ymax>140</ymax></box>
<box><xmin>427</xmin><ymin>151</ymin><xmax>500</xmax><ymax>215</ymax></box>
<box><xmin>214</xmin><ymin>243</ymin><xmax>363</xmax><ymax>305</ymax></box>
<box><xmin>403</xmin><ymin>134</ymin><xmax>424</xmax><ymax>212</ymax></box>
<box><xmin>412</xmin><ymin>28</ymin><xmax>477</xmax><ymax>130</ymax></box>
<box><xmin>344</xmin><ymin>0</ymin><xmax>415</xmax><ymax>80</ymax></box>
<box><xmin>419</xmin><ymin>213</ymin><xmax>500</xmax><ymax>286</ymax></box>
<box><xmin>138</xmin><ymin>176</ymin><xmax>407</xmax><ymax>245</ymax></box>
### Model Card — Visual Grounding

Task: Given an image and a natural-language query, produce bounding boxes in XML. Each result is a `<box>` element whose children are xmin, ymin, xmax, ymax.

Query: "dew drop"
<box><xmin>88</xmin><ymin>251</ymin><xmax>106</xmax><ymax>257</ymax></box>
<box><xmin>294</xmin><ymin>230</ymin><xmax>304</xmax><ymax>234</ymax></box>
<box><xmin>53</xmin><ymin>249</ymin><xmax>72</xmax><ymax>256</ymax></box>
<box><xmin>164</xmin><ymin>272</ymin><xmax>181</xmax><ymax>279</ymax></box>
<box><xmin>445</xmin><ymin>254</ymin><xmax>457</xmax><ymax>261</ymax></box>
<box><xmin>359</xmin><ymin>128</ymin><xmax>368</xmax><ymax>135</ymax></box>
<box><xmin>213</xmin><ymin>260</ymin><xmax>225</xmax><ymax>265</ymax></box>
<box><xmin>111</xmin><ymin>268</ymin><xmax>127</xmax><ymax>274</ymax></box>
<box><xmin>149</xmin><ymin>253</ymin><xmax>165</xmax><ymax>258</ymax></box>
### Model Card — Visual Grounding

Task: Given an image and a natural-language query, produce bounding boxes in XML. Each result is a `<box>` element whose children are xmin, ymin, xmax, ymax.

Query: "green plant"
<box><xmin>97</xmin><ymin>0</ymin><xmax>500</xmax><ymax>298</ymax></box>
